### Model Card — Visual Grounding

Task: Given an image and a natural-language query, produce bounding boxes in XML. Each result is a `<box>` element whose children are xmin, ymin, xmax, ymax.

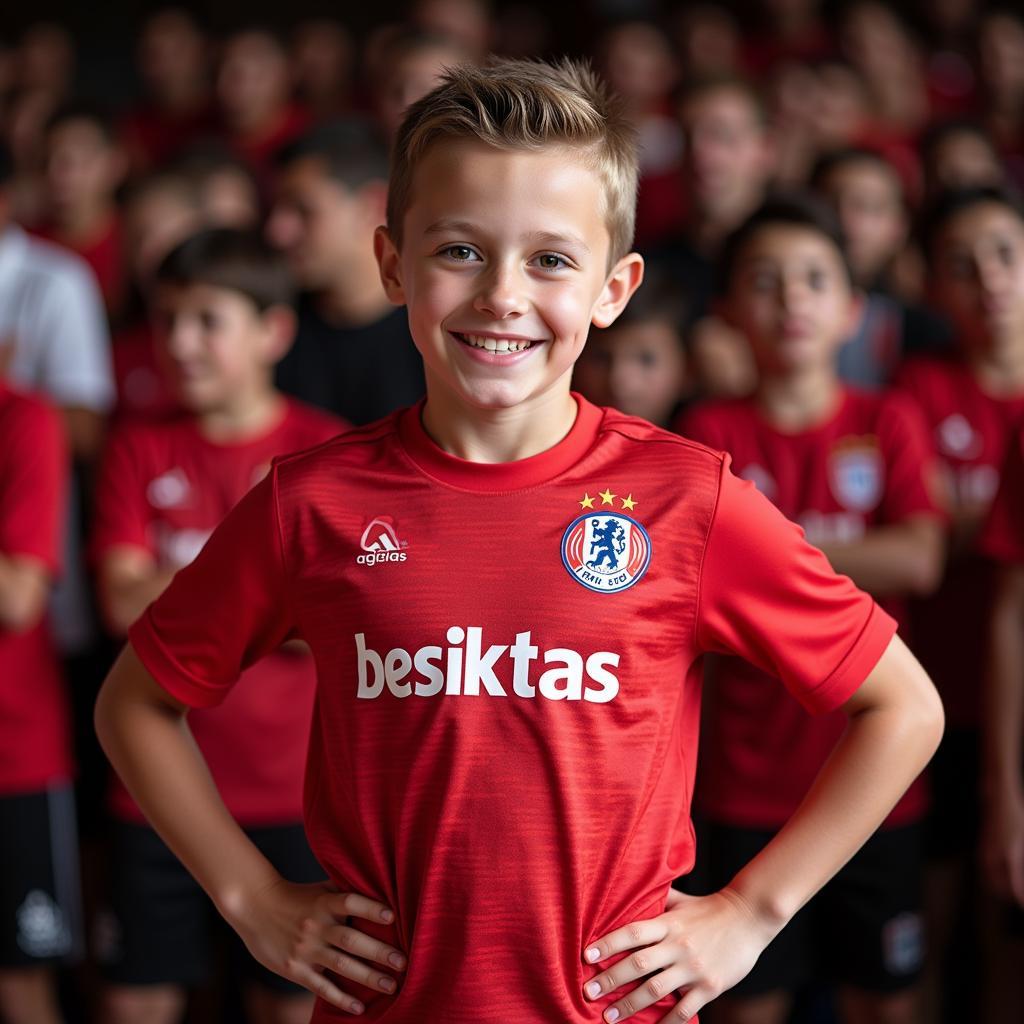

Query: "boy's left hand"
<box><xmin>581</xmin><ymin>887</ymin><xmax>779</xmax><ymax>1022</ymax></box>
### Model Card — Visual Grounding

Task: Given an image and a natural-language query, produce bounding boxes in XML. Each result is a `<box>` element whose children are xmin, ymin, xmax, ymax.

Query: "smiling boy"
<box><xmin>94</xmin><ymin>60</ymin><xmax>943</xmax><ymax>1024</ymax></box>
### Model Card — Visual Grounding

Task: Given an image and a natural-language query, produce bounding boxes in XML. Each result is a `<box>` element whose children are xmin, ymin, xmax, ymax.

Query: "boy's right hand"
<box><xmin>227</xmin><ymin>876</ymin><xmax>407</xmax><ymax>1014</ymax></box>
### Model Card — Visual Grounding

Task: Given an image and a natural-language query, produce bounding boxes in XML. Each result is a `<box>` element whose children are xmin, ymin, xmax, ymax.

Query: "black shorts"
<box><xmin>97</xmin><ymin>820</ymin><xmax>326</xmax><ymax>992</ymax></box>
<box><xmin>705</xmin><ymin>821</ymin><xmax>925</xmax><ymax>997</ymax></box>
<box><xmin>0</xmin><ymin>785</ymin><xmax>83</xmax><ymax>968</ymax></box>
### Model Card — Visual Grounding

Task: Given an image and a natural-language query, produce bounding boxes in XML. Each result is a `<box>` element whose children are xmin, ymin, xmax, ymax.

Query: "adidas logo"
<box><xmin>357</xmin><ymin>517</ymin><xmax>408</xmax><ymax>565</ymax></box>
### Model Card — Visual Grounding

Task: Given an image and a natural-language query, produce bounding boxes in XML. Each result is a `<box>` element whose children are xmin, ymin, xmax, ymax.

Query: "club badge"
<box><xmin>562</xmin><ymin>488</ymin><xmax>651</xmax><ymax>594</ymax></box>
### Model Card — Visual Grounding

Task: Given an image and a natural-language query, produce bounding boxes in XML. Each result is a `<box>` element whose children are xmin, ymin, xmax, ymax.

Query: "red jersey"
<box><xmin>118</xmin><ymin>101</ymin><xmax>219</xmax><ymax>173</ymax></box>
<box><xmin>897</xmin><ymin>358</ymin><xmax>1024</xmax><ymax>727</ymax></box>
<box><xmin>678</xmin><ymin>389</ymin><xmax>939</xmax><ymax>828</ymax></box>
<box><xmin>980</xmin><ymin>425</ymin><xmax>1024</xmax><ymax>564</ymax></box>
<box><xmin>128</xmin><ymin>396</ymin><xmax>896</xmax><ymax>1023</ymax></box>
<box><xmin>110</xmin><ymin>321</ymin><xmax>179</xmax><ymax>424</ymax></box>
<box><xmin>0</xmin><ymin>383</ymin><xmax>71</xmax><ymax>794</ymax></box>
<box><xmin>33</xmin><ymin>213</ymin><xmax>124</xmax><ymax>315</ymax></box>
<box><xmin>93</xmin><ymin>398</ymin><xmax>345</xmax><ymax>825</ymax></box>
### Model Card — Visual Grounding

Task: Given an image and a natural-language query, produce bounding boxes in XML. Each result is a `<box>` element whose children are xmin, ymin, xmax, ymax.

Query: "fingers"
<box><xmin>592</xmin><ymin>967</ymin><xmax>693</xmax><ymax>1022</ymax></box>
<box><xmin>583</xmin><ymin>945</ymin><xmax>678</xmax><ymax>1003</ymax></box>
<box><xmin>585</xmin><ymin>917</ymin><xmax>667</xmax><ymax>965</ymax></box>
<box><xmin>325</xmin><ymin>891</ymin><xmax>396</xmax><ymax>925</ymax></box>
<box><xmin>657</xmin><ymin>988</ymin><xmax>711</xmax><ymax>1023</ymax></box>
<box><xmin>325</xmin><ymin>923</ymin><xmax>407</xmax><ymax>971</ymax></box>
<box><xmin>313</xmin><ymin>943</ymin><xmax>399</xmax><ymax>995</ymax></box>
<box><xmin>287</xmin><ymin>959</ymin><xmax>367</xmax><ymax>1015</ymax></box>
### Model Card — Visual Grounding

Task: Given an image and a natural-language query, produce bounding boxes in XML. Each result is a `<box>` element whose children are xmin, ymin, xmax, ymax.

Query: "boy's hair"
<box><xmin>810</xmin><ymin>146</ymin><xmax>904</xmax><ymax>200</ymax></box>
<box><xmin>920</xmin><ymin>185</ymin><xmax>1024</xmax><ymax>269</ymax></box>
<box><xmin>156</xmin><ymin>227</ymin><xmax>294</xmax><ymax>311</ymax></box>
<box><xmin>716</xmin><ymin>192</ymin><xmax>853</xmax><ymax>295</ymax></box>
<box><xmin>46</xmin><ymin>100</ymin><xmax>117</xmax><ymax>145</ymax></box>
<box><xmin>387</xmin><ymin>57</ymin><xmax>639</xmax><ymax>262</ymax></box>
<box><xmin>920</xmin><ymin>118</ymin><xmax>998</xmax><ymax>167</ymax></box>
<box><xmin>276</xmin><ymin>119</ymin><xmax>389</xmax><ymax>191</ymax></box>
<box><xmin>0</xmin><ymin>140</ymin><xmax>11</xmax><ymax>186</ymax></box>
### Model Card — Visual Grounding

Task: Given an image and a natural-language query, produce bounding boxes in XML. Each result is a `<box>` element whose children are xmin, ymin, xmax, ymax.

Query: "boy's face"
<box><xmin>151</xmin><ymin>283</ymin><xmax>290</xmax><ymax>412</ymax></box>
<box><xmin>573</xmin><ymin>320</ymin><xmax>686</xmax><ymax>427</ymax></box>
<box><xmin>929</xmin><ymin>202</ymin><xmax>1024</xmax><ymax>350</ymax></box>
<box><xmin>375</xmin><ymin>139</ymin><xmax>642</xmax><ymax>416</ymax></box>
<box><xmin>217</xmin><ymin>33</ymin><xmax>290</xmax><ymax>128</ymax></box>
<box><xmin>723</xmin><ymin>224</ymin><xmax>857</xmax><ymax>374</ymax></box>
<box><xmin>45</xmin><ymin>119</ymin><xmax>123</xmax><ymax>216</ymax></box>
<box><xmin>818</xmin><ymin>159</ymin><xmax>905</xmax><ymax>285</ymax></box>
<box><xmin>268</xmin><ymin>156</ymin><xmax>375</xmax><ymax>286</ymax></box>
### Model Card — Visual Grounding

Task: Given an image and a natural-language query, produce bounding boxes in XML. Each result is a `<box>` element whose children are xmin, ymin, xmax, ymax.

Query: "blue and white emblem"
<box><xmin>829</xmin><ymin>444</ymin><xmax>883</xmax><ymax>512</ymax></box>
<box><xmin>561</xmin><ymin>512</ymin><xmax>652</xmax><ymax>593</ymax></box>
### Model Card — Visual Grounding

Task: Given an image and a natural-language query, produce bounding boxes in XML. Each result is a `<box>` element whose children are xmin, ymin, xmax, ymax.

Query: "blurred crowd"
<box><xmin>3</xmin><ymin>0</ymin><xmax>1024</xmax><ymax>1022</ymax></box>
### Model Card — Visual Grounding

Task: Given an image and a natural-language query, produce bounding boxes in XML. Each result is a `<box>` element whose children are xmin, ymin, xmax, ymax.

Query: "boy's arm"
<box><xmin>95</xmin><ymin>643</ymin><xmax>407</xmax><ymax>1014</ymax></box>
<box><xmin>99</xmin><ymin>547</ymin><xmax>178</xmax><ymax>635</ymax></box>
<box><xmin>583</xmin><ymin>632</ymin><xmax>942</xmax><ymax>1021</ymax></box>
<box><xmin>0</xmin><ymin>555</ymin><xmax>50</xmax><ymax>632</ymax></box>
<box><xmin>814</xmin><ymin>515</ymin><xmax>944</xmax><ymax>597</ymax></box>
<box><xmin>982</xmin><ymin>563</ymin><xmax>1024</xmax><ymax>905</ymax></box>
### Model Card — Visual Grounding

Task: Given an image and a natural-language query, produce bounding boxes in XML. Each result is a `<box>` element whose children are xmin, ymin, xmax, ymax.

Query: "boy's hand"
<box><xmin>229</xmin><ymin>877</ymin><xmax>407</xmax><ymax>1015</ymax></box>
<box><xmin>581</xmin><ymin>887</ymin><xmax>778</xmax><ymax>1022</ymax></box>
<box><xmin>982</xmin><ymin>790</ymin><xmax>1024</xmax><ymax>907</ymax></box>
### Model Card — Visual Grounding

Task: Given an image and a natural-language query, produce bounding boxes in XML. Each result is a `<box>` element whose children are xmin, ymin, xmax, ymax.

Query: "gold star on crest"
<box><xmin>579</xmin><ymin>492</ymin><xmax>595</xmax><ymax>509</ymax></box>
<box><xmin>621</xmin><ymin>494</ymin><xmax>637</xmax><ymax>511</ymax></box>
<box><xmin>599</xmin><ymin>488</ymin><xmax>616</xmax><ymax>506</ymax></box>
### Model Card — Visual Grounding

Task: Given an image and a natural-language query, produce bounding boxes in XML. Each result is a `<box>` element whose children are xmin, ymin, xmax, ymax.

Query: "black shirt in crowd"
<box><xmin>276</xmin><ymin>294</ymin><xmax>426</xmax><ymax>426</ymax></box>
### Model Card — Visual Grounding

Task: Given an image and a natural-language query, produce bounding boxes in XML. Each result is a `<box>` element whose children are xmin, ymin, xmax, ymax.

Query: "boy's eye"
<box><xmin>535</xmin><ymin>253</ymin><xmax>568</xmax><ymax>271</ymax></box>
<box><xmin>997</xmin><ymin>243</ymin><xmax>1016</xmax><ymax>267</ymax></box>
<box><xmin>441</xmin><ymin>245</ymin><xmax>480</xmax><ymax>262</ymax></box>
<box><xmin>199</xmin><ymin>310</ymin><xmax>221</xmax><ymax>331</ymax></box>
<box><xmin>807</xmin><ymin>268</ymin><xmax>828</xmax><ymax>290</ymax></box>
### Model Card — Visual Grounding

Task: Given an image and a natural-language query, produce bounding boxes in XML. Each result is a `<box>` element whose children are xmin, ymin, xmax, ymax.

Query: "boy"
<box><xmin>810</xmin><ymin>147</ymin><xmax>950</xmax><ymax>386</ymax></box>
<box><xmin>91</xmin><ymin>228</ymin><xmax>344</xmax><ymax>1024</ymax></box>
<box><xmin>36</xmin><ymin>102</ymin><xmax>128</xmax><ymax>317</ymax></box>
<box><xmin>678</xmin><ymin>195</ymin><xmax>944</xmax><ymax>1024</ymax></box>
<box><xmin>0</xmin><ymin>378</ymin><xmax>78</xmax><ymax>1024</ymax></box>
<box><xmin>95</xmin><ymin>60</ymin><xmax>943</xmax><ymax>1024</ymax></box>
<box><xmin>897</xmin><ymin>185</ymin><xmax>1024</xmax><ymax>1015</ymax></box>
<box><xmin>572</xmin><ymin>267</ymin><xmax>689</xmax><ymax>427</ymax></box>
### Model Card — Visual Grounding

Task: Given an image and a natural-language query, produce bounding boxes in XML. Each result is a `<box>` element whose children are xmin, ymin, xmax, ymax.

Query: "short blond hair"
<box><xmin>387</xmin><ymin>57</ymin><xmax>639</xmax><ymax>263</ymax></box>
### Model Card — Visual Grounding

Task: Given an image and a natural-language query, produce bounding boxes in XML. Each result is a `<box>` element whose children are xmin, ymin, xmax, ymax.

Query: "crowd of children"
<box><xmin>1</xmin><ymin>2</ymin><xmax>1024</xmax><ymax>1023</ymax></box>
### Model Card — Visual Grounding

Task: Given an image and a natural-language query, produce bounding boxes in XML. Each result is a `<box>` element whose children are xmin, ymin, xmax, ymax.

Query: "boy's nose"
<box><xmin>473</xmin><ymin>266</ymin><xmax>529</xmax><ymax>319</ymax></box>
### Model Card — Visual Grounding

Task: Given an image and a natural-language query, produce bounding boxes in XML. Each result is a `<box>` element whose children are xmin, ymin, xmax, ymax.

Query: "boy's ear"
<box><xmin>591</xmin><ymin>253</ymin><xmax>645</xmax><ymax>329</ymax></box>
<box><xmin>260</xmin><ymin>305</ymin><xmax>298</xmax><ymax>362</ymax></box>
<box><xmin>374</xmin><ymin>225</ymin><xmax>406</xmax><ymax>305</ymax></box>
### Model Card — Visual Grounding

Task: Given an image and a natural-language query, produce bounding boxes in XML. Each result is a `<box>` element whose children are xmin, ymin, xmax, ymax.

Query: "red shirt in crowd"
<box><xmin>0</xmin><ymin>382</ymin><xmax>71</xmax><ymax>795</ymax></box>
<box><xmin>897</xmin><ymin>357</ymin><xmax>1024</xmax><ymax>728</ymax></box>
<box><xmin>109</xmin><ymin>321</ymin><xmax>180</xmax><ymax>424</ymax></box>
<box><xmin>677</xmin><ymin>388</ymin><xmax>940</xmax><ymax>829</ymax></box>
<box><xmin>980</xmin><ymin>423</ymin><xmax>1024</xmax><ymax>564</ymax></box>
<box><xmin>33</xmin><ymin>213</ymin><xmax>125</xmax><ymax>315</ymax></box>
<box><xmin>119</xmin><ymin>101</ymin><xmax>219</xmax><ymax>173</ymax></box>
<box><xmin>127</xmin><ymin>396</ymin><xmax>896</xmax><ymax>1023</ymax></box>
<box><xmin>92</xmin><ymin>398</ymin><xmax>345</xmax><ymax>825</ymax></box>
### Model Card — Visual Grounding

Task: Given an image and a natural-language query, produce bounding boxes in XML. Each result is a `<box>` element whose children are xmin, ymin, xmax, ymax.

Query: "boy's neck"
<box><xmin>53</xmin><ymin>200</ymin><xmax>115</xmax><ymax>244</ymax></box>
<box><xmin>969</xmin><ymin>335</ymin><xmax>1024</xmax><ymax>397</ymax></box>
<box><xmin>756</xmin><ymin>364</ymin><xmax>843</xmax><ymax>431</ymax></box>
<box><xmin>421</xmin><ymin>378</ymin><xmax>579</xmax><ymax>464</ymax></box>
<box><xmin>196</xmin><ymin>384</ymin><xmax>285</xmax><ymax>443</ymax></box>
<box><xmin>315</xmin><ymin>266</ymin><xmax>394</xmax><ymax>328</ymax></box>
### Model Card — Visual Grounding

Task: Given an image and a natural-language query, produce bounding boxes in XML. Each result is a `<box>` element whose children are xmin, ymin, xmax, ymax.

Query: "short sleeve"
<box><xmin>91</xmin><ymin>427</ymin><xmax>153</xmax><ymax>562</ymax></box>
<box><xmin>697</xmin><ymin>459</ymin><xmax>897</xmax><ymax>714</ymax></box>
<box><xmin>0</xmin><ymin>396</ymin><xmax>66</xmax><ymax>572</ymax></box>
<box><xmin>878</xmin><ymin>393</ymin><xmax>946</xmax><ymax>523</ymax></box>
<box><xmin>979</xmin><ymin>428</ymin><xmax>1024</xmax><ymax>564</ymax></box>
<box><xmin>127</xmin><ymin>467</ymin><xmax>296</xmax><ymax>709</ymax></box>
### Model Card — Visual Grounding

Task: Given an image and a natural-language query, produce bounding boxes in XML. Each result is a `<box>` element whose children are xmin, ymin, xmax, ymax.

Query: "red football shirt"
<box><xmin>0</xmin><ymin>382</ymin><xmax>71</xmax><ymax>794</ymax></box>
<box><xmin>897</xmin><ymin>358</ymin><xmax>1024</xmax><ymax>727</ymax></box>
<box><xmin>678</xmin><ymin>388</ymin><xmax>940</xmax><ymax>828</ymax></box>
<box><xmin>33</xmin><ymin>213</ymin><xmax>125</xmax><ymax>315</ymax></box>
<box><xmin>127</xmin><ymin>396</ymin><xmax>896</xmax><ymax>1023</ymax></box>
<box><xmin>110</xmin><ymin>321</ymin><xmax>180</xmax><ymax>424</ymax></box>
<box><xmin>980</xmin><ymin>426</ymin><xmax>1024</xmax><ymax>564</ymax></box>
<box><xmin>93</xmin><ymin>399</ymin><xmax>345</xmax><ymax>825</ymax></box>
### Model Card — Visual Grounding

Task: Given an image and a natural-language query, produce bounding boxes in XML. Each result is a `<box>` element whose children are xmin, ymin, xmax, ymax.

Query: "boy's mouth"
<box><xmin>451</xmin><ymin>332</ymin><xmax>538</xmax><ymax>353</ymax></box>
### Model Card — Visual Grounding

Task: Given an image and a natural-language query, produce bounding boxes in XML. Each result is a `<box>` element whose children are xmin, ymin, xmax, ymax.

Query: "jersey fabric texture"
<box><xmin>897</xmin><ymin>357</ymin><xmax>1024</xmax><ymax>728</ymax></box>
<box><xmin>678</xmin><ymin>388</ymin><xmax>939</xmax><ymax>828</ymax></box>
<box><xmin>0</xmin><ymin>383</ymin><xmax>71</xmax><ymax>794</ymax></box>
<box><xmin>92</xmin><ymin>398</ymin><xmax>344</xmax><ymax>825</ymax></box>
<box><xmin>128</xmin><ymin>395</ymin><xmax>896</xmax><ymax>1023</ymax></box>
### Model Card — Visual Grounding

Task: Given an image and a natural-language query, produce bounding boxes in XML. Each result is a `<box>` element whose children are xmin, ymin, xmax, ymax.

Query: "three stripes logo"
<box><xmin>357</xmin><ymin>517</ymin><xmax>409</xmax><ymax>565</ymax></box>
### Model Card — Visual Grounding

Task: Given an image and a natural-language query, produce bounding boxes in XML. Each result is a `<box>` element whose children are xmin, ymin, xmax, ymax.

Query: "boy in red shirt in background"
<box><xmin>91</xmin><ymin>228</ymin><xmax>344</xmax><ymax>1024</ymax></box>
<box><xmin>0</xmin><ymin>381</ymin><xmax>78</xmax><ymax>1024</ymax></box>
<box><xmin>95</xmin><ymin>60</ymin><xmax>943</xmax><ymax>1024</ymax></box>
<box><xmin>896</xmin><ymin>186</ymin><xmax>1024</xmax><ymax>1013</ymax></box>
<box><xmin>679</xmin><ymin>194</ymin><xmax>944</xmax><ymax>1024</ymax></box>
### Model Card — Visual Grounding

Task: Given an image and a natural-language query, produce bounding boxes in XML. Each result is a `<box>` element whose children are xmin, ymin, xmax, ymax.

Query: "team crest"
<box><xmin>829</xmin><ymin>441</ymin><xmax>883</xmax><ymax>512</ymax></box>
<box><xmin>562</xmin><ymin>511</ymin><xmax>652</xmax><ymax>593</ymax></box>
